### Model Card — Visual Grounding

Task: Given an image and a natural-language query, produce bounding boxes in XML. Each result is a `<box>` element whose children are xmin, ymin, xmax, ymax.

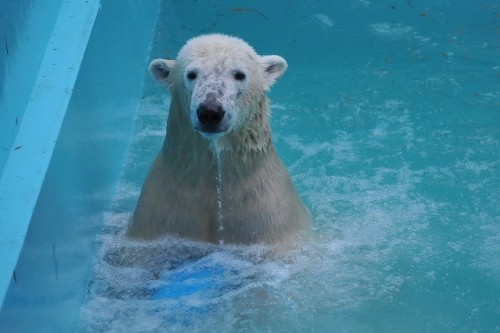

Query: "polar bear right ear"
<box><xmin>149</xmin><ymin>59</ymin><xmax>177</xmax><ymax>85</ymax></box>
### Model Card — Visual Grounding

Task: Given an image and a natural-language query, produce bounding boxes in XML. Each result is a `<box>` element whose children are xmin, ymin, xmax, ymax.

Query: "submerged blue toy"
<box><xmin>154</xmin><ymin>262</ymin><xmax>227</xmax><ymax>300</ymax></box>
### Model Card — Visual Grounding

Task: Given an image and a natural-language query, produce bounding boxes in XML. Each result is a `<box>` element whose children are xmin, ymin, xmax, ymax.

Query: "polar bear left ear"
<box><xmin>149</xmin><ymin>59</ymin><xmax>177</xmax><ymax>86</ymax></box>
<box><xmin>261</xmin><ymin>55</ymin><xmax>288</xmax><ymax>90</ymax></box>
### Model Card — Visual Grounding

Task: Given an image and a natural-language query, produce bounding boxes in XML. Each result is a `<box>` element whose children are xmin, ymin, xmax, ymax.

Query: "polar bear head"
<box><xmin>149</xmin><ymin>34</ymin><xmax>287</xmax><ymax>140</ymax></box>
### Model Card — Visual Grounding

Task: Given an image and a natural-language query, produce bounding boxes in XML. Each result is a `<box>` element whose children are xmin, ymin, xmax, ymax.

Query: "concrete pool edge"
<box><xmin>0</xmin><ymin>0</ymin><xmax>100</xmax><ymax>308</ymax></box>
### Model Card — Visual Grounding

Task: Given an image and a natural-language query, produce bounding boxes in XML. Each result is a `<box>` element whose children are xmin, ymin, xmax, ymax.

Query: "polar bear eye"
<box><xmin>233</xmin><ymin>71</ymin><xmax>246</xmax><ymax>81</ymax></box>
<box><xmin>186</xmin><ymin>71</ymin><xmax>197</xmax><ymax>80</ymax></box>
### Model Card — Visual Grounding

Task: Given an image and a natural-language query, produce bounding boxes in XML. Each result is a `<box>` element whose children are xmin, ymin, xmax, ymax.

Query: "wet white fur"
<box><xmin>129</xmin><ymin>34</ymin><xmax>311</xmax><ymax>245</ymax></box>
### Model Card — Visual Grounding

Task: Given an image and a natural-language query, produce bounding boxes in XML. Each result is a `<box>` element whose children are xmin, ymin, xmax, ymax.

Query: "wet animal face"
<box><xmin>148</xmin><ymin>34</ymin><xmax>287</xmax><ymax>140</ymax></box>
<box><xmin>182</xmin><ymin>57</ymin><xmax>251</xmax><ymax>137</ymax></box>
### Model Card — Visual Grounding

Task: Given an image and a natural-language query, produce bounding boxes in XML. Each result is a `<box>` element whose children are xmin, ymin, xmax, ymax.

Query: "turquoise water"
<box><xmin>79</xmin><ymin>1</ymin><xmax>499</xmax><ymax>332</ymax></box>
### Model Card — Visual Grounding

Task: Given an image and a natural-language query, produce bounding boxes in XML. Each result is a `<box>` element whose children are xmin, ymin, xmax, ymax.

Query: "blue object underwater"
<box><xmin>153</xmin><ymin>262</ymin><xmax>227</xmax><ymax>300</ymax></box>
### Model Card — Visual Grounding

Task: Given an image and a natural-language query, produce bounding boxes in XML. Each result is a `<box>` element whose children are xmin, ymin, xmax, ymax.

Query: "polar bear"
<box><xmin>128</xmin><ymin>34</ymin><xmax>311</xmax><ymax>245</ymax></box>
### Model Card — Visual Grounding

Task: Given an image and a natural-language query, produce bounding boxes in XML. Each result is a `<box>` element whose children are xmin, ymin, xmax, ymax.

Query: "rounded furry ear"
<box><xmin>261</xmin><ymin>55</ymin><xmax>287</xmax><ymax>90</ymax></box>
<box><xmin>149</xmin><ymin>59</ymin><xmax>176</xmax><ymax>85</ymax></box>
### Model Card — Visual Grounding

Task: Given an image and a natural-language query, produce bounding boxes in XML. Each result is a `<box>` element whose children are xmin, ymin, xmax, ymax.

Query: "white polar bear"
<box><xmin>128</xmin><ymin>34</ymin><xmax>311</xmax><ymax>245</ymax></box>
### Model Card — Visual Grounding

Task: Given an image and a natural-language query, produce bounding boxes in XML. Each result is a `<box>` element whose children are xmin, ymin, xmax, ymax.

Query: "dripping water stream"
<box><xmin>212</xmin><ymin>143</ymin><xmax>224</xmax><ymax>245</ymax></box>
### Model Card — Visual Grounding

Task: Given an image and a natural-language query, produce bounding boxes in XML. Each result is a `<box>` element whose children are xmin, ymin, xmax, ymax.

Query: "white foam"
<box><xmin>314</xmin><ymin>14</ymin><xmax>334</xmax><ymax>28</ymax></box>
<box><xmin>353</xmin><ymin>0</ymin><xmax>370</xmax><ymax>7</ymax></box>
<box><xmin>112</xmin><ymin>182</ymin><xmax>141</xmax><ymax>201</ymax></box>
<box><xmin>80</xmin><ymin>159</ymin><xmax>435</xmax><ymax>332</ymax></box>
<box><xmin>370</xmin><ymin>22</ymin><xmax>413</xmax><ymax>37</ymax></box>
<box><xmin>270</xmin><ymin>103</ymin><xmax>288</xmax><ymax>110</ymax></box>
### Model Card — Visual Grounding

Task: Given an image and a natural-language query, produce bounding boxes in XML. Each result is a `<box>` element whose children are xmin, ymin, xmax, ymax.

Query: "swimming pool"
<box><xmin>1</xmin><ymin>0</ymin><xmax>498</xmax><ymax>332</ymax></box>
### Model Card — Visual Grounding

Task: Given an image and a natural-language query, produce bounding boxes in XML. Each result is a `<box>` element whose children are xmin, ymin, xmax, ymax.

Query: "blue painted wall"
<box><xmin>0</xmin><ymin>0</ymin><xmax>160</xmax><ymax>332</ymax></box>
<box><xmin>0</xmin><ymin>0</ymin><xmax>63</xmax><ymax>170</ymax></box>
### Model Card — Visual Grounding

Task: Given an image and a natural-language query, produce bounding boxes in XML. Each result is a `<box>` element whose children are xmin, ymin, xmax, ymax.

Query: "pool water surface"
<box><xmin>80</xmin><ymin>1</ymin><xmax>498</xmax><ymax>332</ymax></box>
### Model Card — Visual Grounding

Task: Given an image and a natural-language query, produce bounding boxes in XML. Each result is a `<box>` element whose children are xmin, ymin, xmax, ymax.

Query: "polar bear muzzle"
<box><xmin>195</xmin><ymin>100</ymin><xmax>228</xmax><ymax>134</ymax></box>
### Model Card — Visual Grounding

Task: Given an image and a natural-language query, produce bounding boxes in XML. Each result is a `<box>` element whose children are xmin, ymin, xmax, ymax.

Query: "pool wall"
<box><xmin>0</xmin><ymin>0</ymin><xmax>63</xmax><ymax>170</ymax></box>
<box><xmin>0</xmin><ymin>0</ymin><xmax>160</xmax><ymax>331</ymax></box>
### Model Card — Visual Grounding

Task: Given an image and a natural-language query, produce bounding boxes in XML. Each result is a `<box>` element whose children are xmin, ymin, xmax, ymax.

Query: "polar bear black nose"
<box><xmin>196</xmin><ymin>102</ymin><xmax>225</xmax><ymax>128</ymax></box>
